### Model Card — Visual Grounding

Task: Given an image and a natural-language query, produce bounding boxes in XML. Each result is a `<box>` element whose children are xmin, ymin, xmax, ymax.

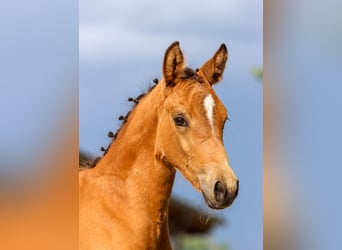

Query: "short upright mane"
<box><xmin>181</xmin><ymin>67</ymin><xmax>204</xmax><ymax>83</ymax></box>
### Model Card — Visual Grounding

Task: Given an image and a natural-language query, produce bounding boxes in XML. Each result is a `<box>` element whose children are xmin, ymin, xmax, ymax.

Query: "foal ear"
<box><xmin>199</xmin><ymin>44</ymin><xmax>228</xmax><ymax>85</ymax></box>
<box><xmin>163</xmin><ymin>41</ymin><xmax>185</xmax><ymax>86</ymax></box>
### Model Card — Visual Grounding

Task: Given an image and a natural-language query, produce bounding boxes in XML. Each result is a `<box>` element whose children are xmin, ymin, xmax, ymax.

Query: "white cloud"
<box><xmin>79</xmin><ymin>23</ymin><xmax>168</xmax><ymax>62</ymax></box>
<box><xmin>80</xmin><ymin>0</ymin><xmax>262</xmax><ymax>63</ymax></box>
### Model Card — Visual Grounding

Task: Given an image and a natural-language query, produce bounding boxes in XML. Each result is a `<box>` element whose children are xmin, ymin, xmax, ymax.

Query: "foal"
<box><xmin>79</xmin><ymin>42</ymin><xmax>239</xmax><ymax>250</ymax></box>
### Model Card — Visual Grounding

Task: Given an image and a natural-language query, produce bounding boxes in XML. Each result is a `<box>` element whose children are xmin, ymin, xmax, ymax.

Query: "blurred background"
<box><xmin>0</xmin><ymin>0</ymin><xmax>78</xmax><ymax>249</ymax></box>
<box><xmin>1</xmin><ymin>0</ymin><xmax>342</xmax><ymax>250</ymax></box>
<box><xmin>79</xmin><ymin>1</ymin><xmax>262</xmax><ymax>249</ymax></box>
<box><xmin>264</xmin><ymin>1</ymin><xmax>342</xmax><ymax>249</ymax></box>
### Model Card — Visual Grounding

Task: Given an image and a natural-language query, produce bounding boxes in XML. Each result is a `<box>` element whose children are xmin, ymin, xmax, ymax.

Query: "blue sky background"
<box><xmin>265</xmin><ymin>1</ymin><xmax>342</xmax><ymax>249</ymax></box>
<box><xmin>80</xmin><ymin>1</ymin><xmax>262</xmax><ymax>249</ymax></box>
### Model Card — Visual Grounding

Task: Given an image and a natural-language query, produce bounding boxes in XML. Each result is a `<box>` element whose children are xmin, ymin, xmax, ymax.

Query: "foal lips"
<box><xmin>201</xmin><ymin>191</ymin><xmax>234</xmax><ymax>210</ymax></box>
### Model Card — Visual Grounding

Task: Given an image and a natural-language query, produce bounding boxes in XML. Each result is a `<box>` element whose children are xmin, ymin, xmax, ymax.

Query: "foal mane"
<box><xmin>83</xmin><ymin>67</ymin><xmax>203</xmax><ymax>168</ymax></box>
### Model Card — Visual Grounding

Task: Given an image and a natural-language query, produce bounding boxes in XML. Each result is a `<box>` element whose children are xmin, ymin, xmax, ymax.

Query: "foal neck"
<box><xmin>94</xmin><ymin>83</ymin><xmax>175</xmax><ymax>240</ymax></box>
<box><xmin>98</xmin><ymin>83</ymin><xmax>169</xmax><ymax>174</ymax></box>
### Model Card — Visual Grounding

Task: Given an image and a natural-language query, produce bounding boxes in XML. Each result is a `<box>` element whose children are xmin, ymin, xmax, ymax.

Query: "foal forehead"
<box><xmin>203</xmin><ymin>94</ymin><xmax>215</xmax><ymax>127</ymax></box>
<box><xmin>181</xmin><ymin>83</ymin><xmax>227</xmax><ymax>119</ymax></box>
<box><xmin>169</xmin><ymin>68</ymin><xmax>227</xmax><ymax>117</ymax></box>
<box><xmin>201</xmin><ymin>92</ymin><xmax>227</xmax><ymax>118</ymax></box>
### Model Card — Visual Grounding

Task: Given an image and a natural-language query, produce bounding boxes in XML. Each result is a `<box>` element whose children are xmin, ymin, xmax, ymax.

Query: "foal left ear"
<box><xmin>199</xmin><ymin>44</ymin><xmax>228</xmax><ymax>85</ymax></box>
<box><xmin>163</xmin><ymin>41</ymin><xmax>185</xmax><ymax>86</ymax></box>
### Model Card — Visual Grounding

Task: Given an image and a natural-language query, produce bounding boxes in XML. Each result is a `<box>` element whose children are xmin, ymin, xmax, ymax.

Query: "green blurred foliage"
<box><xmin>251</xmin><ymin>67</ymin><xmax>263</xmax><ymax>81</ymax></box>
<box><xmin>178</xmin><ymin>235</ymin><xmax>228</xmax><ymax>250</ymax></box>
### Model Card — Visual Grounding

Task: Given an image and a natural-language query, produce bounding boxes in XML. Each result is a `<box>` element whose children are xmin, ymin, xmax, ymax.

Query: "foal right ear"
<box><xmin>199</xmin><ymin>43</ymin><xmax>228</xmax><ymax>85</ymax></box>
<box><xmin>163</xmin><ymin>41</ymin><xmax>185</xmax><ymax>86</ymax></box>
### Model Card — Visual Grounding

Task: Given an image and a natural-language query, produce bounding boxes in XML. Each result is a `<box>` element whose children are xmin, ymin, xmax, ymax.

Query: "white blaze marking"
<box><xmin>204</xmin><ymin>94</ymin><xmax>215</xmax><ymax>129</ymax></box>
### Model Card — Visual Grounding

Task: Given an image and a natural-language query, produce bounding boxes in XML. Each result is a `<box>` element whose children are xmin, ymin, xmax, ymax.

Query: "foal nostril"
<box><xmin>214</xmin><ymin>181</ymin><xmax>227</xmax><ymax>203</ymax></box>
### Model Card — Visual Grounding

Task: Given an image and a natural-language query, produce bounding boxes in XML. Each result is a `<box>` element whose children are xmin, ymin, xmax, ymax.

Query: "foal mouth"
<box><xmin>201</xmin><ymin>191</ymin><xmax>234</xmax><ymax>210</ymax></box>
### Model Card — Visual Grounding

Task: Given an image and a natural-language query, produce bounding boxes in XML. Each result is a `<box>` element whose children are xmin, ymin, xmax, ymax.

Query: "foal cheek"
<box><xmin>178</xmin><ymin>135</ymin><xmax>191</xmax><ymax>155</ymax></box>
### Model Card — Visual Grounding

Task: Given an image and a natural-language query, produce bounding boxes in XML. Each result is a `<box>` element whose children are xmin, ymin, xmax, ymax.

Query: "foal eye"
<box><xmin>173</xmin><ymin>116</ymin><xmax>188</xmax><ymax>127</ymax></box>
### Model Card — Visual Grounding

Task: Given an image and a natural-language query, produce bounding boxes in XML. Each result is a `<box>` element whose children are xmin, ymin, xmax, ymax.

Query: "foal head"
<box><xmin>156</xmin><ymin>42</ymin><xmax>238</xmax><ymax>209</ymax></box>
